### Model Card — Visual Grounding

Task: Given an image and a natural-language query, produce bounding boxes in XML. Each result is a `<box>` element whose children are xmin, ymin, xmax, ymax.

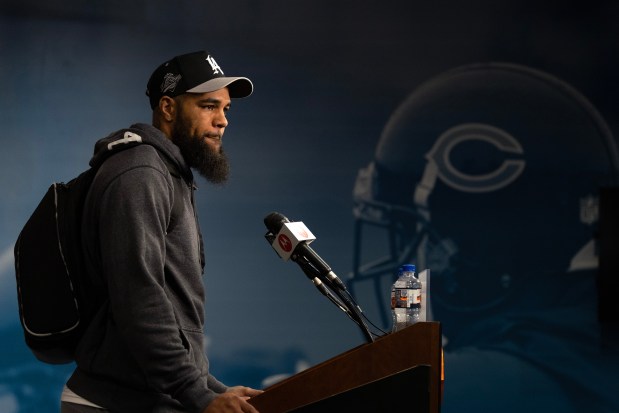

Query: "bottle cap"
<box><xmin>401</xmin><ymin>264</ymin><xmax>416</xmax><ymax>272</ymax></box>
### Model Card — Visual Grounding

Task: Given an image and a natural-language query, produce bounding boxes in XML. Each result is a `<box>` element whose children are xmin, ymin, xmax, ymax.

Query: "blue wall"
<box><xmin>1</xmin><ymin>1</ymin><xmax>618</xmax><ymax>412</ymax></box>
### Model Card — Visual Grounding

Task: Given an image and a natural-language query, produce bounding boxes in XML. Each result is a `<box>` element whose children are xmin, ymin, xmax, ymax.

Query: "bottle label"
<box><xmin>391</xmin><ymin>288</ymin><xmax>421</xmax><ymax>309</ymax></box>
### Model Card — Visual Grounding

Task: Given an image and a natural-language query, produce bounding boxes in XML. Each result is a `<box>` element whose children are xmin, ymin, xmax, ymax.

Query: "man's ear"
<box><xmin>159</xmin><ymin>96</ymin><xmax>177</xmax><ymax>122</ymax></box>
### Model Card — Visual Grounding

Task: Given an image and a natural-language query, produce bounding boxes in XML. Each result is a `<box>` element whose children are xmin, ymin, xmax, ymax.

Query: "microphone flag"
<box><xmin>270</xmin><ymin>221</ymin><xmax>316</xmax><ymax>261</ymax></box>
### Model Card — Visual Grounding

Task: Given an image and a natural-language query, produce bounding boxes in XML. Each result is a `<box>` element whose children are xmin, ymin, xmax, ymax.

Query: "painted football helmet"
<box><xmin>349</xmin><ymin>63</ymin><xmax>619</xmax><ymax>331</ymax></box>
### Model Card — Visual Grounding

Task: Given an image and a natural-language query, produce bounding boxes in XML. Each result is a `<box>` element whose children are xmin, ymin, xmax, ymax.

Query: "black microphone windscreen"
<box><xmin>264</xmin><ymin>212</ymin><xmax>289</xmax><ymax>232</ymax></box>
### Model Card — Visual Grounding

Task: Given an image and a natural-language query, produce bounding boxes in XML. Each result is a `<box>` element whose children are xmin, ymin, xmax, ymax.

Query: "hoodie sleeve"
<box><xmin>96</xmin><ymin>160</ymin><xmax>217</xmax><ymax>412</ymax></box>
<box><xmin>207</xmin><ymin>374</ymin><xmax>228</xmax><ymax>394</ymax></box>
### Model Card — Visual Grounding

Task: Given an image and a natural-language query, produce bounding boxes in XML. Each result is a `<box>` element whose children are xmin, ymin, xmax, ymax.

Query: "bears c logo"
<box><xmin>426</xmin><ymin>123</ymin><xmax>525</xmax><ymax>193</ymax></box>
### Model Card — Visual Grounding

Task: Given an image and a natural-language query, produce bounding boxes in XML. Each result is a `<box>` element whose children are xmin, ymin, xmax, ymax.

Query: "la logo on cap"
<box><xmin>206</xmin><ymin>55</ymin><xmax>223</xmax><ymax>75</ymax></box>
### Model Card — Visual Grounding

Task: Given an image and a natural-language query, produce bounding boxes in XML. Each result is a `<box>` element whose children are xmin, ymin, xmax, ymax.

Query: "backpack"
<box><xmin>14</xmin><ymin>166</ymin><xmax>99</xmax><ymax>364</ymax></box>
<box><xmin>14</xmin><ymin>131</ymin><xmax>180</xmax><ymax>364</ymax></box>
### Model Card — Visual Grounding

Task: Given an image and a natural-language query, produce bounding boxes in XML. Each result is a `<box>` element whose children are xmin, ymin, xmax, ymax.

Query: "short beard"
<box><xmin>170</xmin><ymin>115</ymin><xmax>230</xmax><ymax>185</ymax></box>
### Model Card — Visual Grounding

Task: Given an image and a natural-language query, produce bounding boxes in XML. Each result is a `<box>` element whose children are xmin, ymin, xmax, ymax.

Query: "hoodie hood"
<box><xmin>89</xmin><ymin>123</ymin><xmax>193</xmax><ymax>182</ymax></box>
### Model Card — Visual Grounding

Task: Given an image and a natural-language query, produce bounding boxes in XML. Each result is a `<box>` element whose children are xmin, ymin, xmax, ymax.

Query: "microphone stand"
<box><xmin>293</xmin><ymin>254</ymin><xmax>375</xmax><ymax>343</ymax></box>
<box><xmin>295</xmin><ymin>257</ymin><xmax>352</xmax><ymax>315</ymax></box>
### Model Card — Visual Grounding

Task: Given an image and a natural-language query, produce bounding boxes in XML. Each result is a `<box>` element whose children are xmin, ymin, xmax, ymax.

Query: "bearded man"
<box><xmin>60</xmin><ymin>51</ymin><xmax>262</xmax><ymax>413</ymax></box>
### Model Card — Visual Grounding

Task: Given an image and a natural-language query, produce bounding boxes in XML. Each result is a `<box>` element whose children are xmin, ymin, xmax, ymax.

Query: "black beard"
<box><xmin>170</xmin><ymin>117</ymin><xmax>230</xmax><ymax>184</ymax></box>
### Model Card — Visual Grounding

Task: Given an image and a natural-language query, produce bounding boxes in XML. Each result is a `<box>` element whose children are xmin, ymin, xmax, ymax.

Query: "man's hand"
<box><xmin>204</xmin><ymin>386</ymin><xmax>264</xmax><ymax>413</ymax></box>
<box><xmin>227</xmin><ymin>386</ymin><xmax>263</xmax><ymax>398</ymax></box>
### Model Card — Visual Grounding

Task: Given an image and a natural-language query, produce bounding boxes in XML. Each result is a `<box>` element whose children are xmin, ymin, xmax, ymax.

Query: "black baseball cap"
<box><xmin>146</xmin><ymin>50</ymin><xmax>253</xmax><ymax>109</ymax></box>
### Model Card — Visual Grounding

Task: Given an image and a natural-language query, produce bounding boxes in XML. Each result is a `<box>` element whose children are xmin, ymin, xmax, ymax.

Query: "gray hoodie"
<box><xmin>67</xmin><ymin>123</ymin><xmax>227</xmax><ymax>412</ymax></box>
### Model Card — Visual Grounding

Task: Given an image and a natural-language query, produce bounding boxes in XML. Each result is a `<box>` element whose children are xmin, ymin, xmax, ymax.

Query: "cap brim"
<box><xmin>186</xmin><ymin>77</ymin><xmax>253</xmax><ymax>98</ymax></box>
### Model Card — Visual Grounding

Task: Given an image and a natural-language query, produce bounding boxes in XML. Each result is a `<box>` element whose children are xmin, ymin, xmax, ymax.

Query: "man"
<box><xmin>60</xmin><ymin>51</ymin><xmax>262</xmax><ymax>413</ymax></box>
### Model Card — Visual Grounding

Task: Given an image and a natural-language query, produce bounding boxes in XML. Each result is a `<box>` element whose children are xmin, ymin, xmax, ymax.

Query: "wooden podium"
<box><xmin>249</xmin><ymin>321</ymin><xmax>442</xmax><ymax>413</ymax></box>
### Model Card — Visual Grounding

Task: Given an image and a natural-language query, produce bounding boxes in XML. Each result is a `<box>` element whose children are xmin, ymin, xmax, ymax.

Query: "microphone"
<box><xmin>264</xmin><ymin>212</ymin><xmax>375</xmax><ymax>343</ymax></box>
<box><xmin>263</xmin><ymin>212</ymin><xmax>347</xmax><ymax>292</ymax></box>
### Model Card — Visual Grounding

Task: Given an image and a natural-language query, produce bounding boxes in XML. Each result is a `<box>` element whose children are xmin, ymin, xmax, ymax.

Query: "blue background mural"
<box><xmin>1</xmin><ymin>1</ymin><xmax>618</xmax><ymax>412</ymax></box>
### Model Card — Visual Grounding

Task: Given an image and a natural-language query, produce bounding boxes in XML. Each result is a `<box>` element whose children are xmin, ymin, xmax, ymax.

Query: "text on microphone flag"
<box><xmin>277</xmin><ymin>234</ymin><xmax>293</xmax><ymax>252</ymax></box>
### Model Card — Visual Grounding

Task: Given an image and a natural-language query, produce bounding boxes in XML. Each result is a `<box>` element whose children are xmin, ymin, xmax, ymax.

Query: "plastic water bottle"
<box><xmin>391</xmin><ymin>264</ymin><xmax>421</xmax><ymax>332</ymax></box>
